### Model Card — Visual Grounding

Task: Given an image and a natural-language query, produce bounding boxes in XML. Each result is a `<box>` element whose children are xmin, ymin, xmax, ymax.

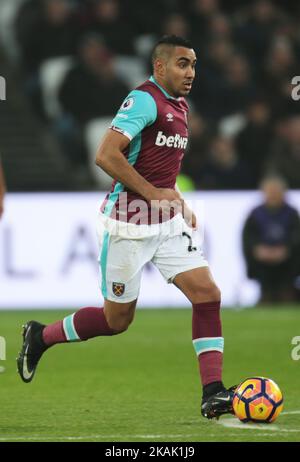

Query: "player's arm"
<box><xmin>0</xmin><ymin>160</ymin><xmax>6</xmax><ymax>219</ymax></box>
<box><xmin>175</xmin><ymin>182</ymin><xmax>197</xmax><ymax>229</ymax></box>
<box><xmin>95</xmin><ymin>90</ymin><xmax>181</xmax><ymax>204</ymax></box>
<box><xmin>96</xmin><ymin>129</ymin><xmax>160</xmax><ymax>202</ymax></box>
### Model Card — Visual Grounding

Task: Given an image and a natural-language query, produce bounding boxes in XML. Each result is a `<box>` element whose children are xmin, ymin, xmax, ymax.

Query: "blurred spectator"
<box><xmin>15</xmin><ymin>0</ymin><xmax>43</xmax><ymax>67</ymax></box>
<box><xmin>261</xmin><ymin>37</ymin><xmax>300</xmax><ymax>107</ymax></box>
<box><xmin>121</xmin><ymin>0</ymin><xmax>170</xmax><ymax>35</ymax></box>
<box><xmin>17</xmin><ymin>0</ymin><xmax>79</xmax><ymax>73</ymax></box>
<box><xmin>188</xmin><ymin>0</ymin><xmax>221</xmax><ymax>51</ymax></box>
<box><xmin>265</xmin><ymin>116</ymin><xmax>300</xmax><ymax>188</ymax></box>
<box><xmin>58</xmin><ymin>34</ymin><xmax>129</xmax><ymax>124</ymax></box>
<box><xmin>182</xmin><ymin>111</ymin><xmax>214</xmax><ymax>181</ymax></box>
<box><xmin>221</xmin><ymin>53</ymin><xmax>257</xmax><ymax>117</ymax></box>
<box><xmin>235</xmin><ymin>0</ymin><xmax>286</xmax><ymax>68</ymax></box>
<box><xmin>15</xmin><ymin>0</ymin><xmax>80</xmax><ymax>119</ymax></box>
<box><xmin>161</xmin><ymin>14</ymin><xmax>190</xmax><ymax>41</ymax></box>
<box><xmin>6</xmin><ymin>0</ymin><xmax>300</xmax><ymax>192</ymax></box>
<box><xmin>271</xmin><ymin>78</ymin><xmax>300</xmax><ymax>120</ymax></box>
<box><xmin>236</xmin><ymin>98</ymin><xmax>273</xmax><ymax>186</ymax></box>
<box><xmin>87</xmin><ymin>0</ymin><xmax>135</xmax><ymax>55</ymax></box>
<box><xmin>55</xmin><ymin>34</ymin><xmax>129</xmax><ymax>166</ymax></box>
<box><xmin>242</xmin><ymin>175</ymin><xmax>300</xmax><ymax>303</ymax></box>
<box><xmin>197</xmin><ymin>135</ymin><xmax>253</xmax><ymax>189</ymax></box>
<box><xmin>192</xmin><ymin>39</ymin><xmax>234</xmax><ymax>119</ymax></box>
<box><xmin>206</xmin><ymin>13</ymin><xmax>233</xmax><ymax>43</ymax></box>
<box><xmin>0</xmin><ymin>157</ymin><xmax>6</xmax><ymax>219</ymax></box>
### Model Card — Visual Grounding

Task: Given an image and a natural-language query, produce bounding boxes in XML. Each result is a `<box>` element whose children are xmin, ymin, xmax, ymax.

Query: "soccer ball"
<box><xmin>232</xmin><ymin>377</ymin><xmax>283</xmax><ymax>423</ymax></box>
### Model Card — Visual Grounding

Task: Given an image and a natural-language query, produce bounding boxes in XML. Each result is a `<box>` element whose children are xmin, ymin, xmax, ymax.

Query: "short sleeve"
<box><xmin>110</xmin><ymin>90</ymin><xmax>157</xmax><ymax>140</ymax></box>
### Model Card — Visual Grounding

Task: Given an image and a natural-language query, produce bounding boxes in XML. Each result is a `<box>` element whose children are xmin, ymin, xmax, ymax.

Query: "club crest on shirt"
<box><xmin>120</xmin><ymin>97</ymin><xmax>134</xmax><ymax>111</ymax></box>
<box><xmin>166</xmin><ymin>112</ymin><xmax>174</xmax><ymax>122</ymax></box>
<box><xmin>112</xmin><ymin>282</ymin><xmax>125</xmax><ymax>296</ymax></box>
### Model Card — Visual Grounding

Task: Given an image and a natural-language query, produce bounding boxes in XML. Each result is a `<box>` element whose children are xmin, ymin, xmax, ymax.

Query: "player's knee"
<box><xmin>190</xmin><ymin>282</ymin><xmax>221</xmax><ymax>304</ymax></box>
<box><xmin>104</xmin><ymin>300</ymin><xmax>136</xmax><ymax>333</ymax></box>
<box><xmin>107</xmin><ymin>318</ymin><xmax>131</xmax><ymax>333</ymax></box>
<box><xmin>105</xmin><ymin>312</ymin><xmax>134</xmax><ymax>333</ymax></box>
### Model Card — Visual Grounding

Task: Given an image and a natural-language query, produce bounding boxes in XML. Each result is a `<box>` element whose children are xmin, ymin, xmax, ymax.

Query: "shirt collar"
<box><xmin>149</xmin><ymin>75</ymin><xmax>178</xmax><ymax>100</ymax></box>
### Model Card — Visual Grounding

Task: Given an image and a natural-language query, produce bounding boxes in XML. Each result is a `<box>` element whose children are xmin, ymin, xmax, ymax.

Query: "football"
<box><xmin>232</xmin><ymin>377</ymin><xmax>283</xmax><ymax>423</ymax></box>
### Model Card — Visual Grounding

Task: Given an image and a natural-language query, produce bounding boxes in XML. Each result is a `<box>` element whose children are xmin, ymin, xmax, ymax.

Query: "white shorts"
<box><xmin>97</xmin><ymin>213</ymin><xmax>208</xmax><ymax>303</ymax></box>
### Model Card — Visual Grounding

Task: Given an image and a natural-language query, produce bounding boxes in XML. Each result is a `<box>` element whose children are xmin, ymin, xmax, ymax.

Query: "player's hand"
<box><xmin>147</xmin><ymin>188</ymin><xmax>197</xmax><ymax>229</ymax></box>
<box><xmin>182</xmin><ymin>202</ymin><xmax>197</xmax><ymax>230</ymax></box>
<box><xmin>0</xmin><ymin>199</ymin><xmax>3</xmax><ymax>219</ymax></box>
<box><xmin>150</xmin><ymin>188</ymin><xmax>182</xmax><ymax>203</ymax></box>
<box><xmin>148</xmin><ymin>188</ymin><xmax>183</xmax><ymax>214</ymax></box>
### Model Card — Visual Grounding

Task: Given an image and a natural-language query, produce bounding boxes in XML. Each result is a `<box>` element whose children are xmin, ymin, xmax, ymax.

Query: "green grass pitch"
<box><xmin>0</xmin><ymin>307</ymin><xmax>299</xmax><ymax>442</ymax></box>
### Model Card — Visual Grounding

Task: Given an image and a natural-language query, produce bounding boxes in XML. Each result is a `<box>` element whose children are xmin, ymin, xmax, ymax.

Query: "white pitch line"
<box><xmin>1</xmin><ymin>411</ymin><xmax>299</xmax><ymax>441</ymax></box>
<box><xmin>0</xmin><ymin>434</ymin><xmax>202</xmax><ymax>442</ymax></box>
<box><xmin>217</xmin><ymin>416</ymin><xmax>300</xmax><ymax>433</ymax></box>
<box><xmin>217</xmin><ymin>418</ymin><xmax>279</xmax><ymax>431</ymax></box>
<box><xmin>282</xmin><ymin>410</ymin><xmax>300</xmax><ymax>415</ymax></box>
<box><xmin>0</xmin><ymin>426</ymin><xmax>299</xmax><ymax>441</ymax></box>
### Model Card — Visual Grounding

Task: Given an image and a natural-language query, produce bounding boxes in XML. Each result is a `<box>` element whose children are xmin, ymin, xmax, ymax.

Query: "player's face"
<box><xmin>165</xmin><ymin>47</ymin><xmax>197</xmax><ymax>97</ymax></box>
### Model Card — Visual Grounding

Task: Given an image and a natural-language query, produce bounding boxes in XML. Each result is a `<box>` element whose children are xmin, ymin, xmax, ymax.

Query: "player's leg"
<box><xmin>175</xmin><ymin>267</ymin><xmax>238</xmax><ymax>418</ymax></box>
<box><xmin>17</xmin><ymin>299</ymin><xmax>137</xmax><ymax>383</ymax></box>
<box><xmin>174</xmin><ymin>265</ymin><xmax>223</xmax><ymax>387</ymax></box>
<box><xmin>104</xmin><ymin>298</ymin><xmax>137</xmax><ymax>332</ymax></box>
<box><xmin>17</xmin><ymin>228</ymin><xmax>151</xmax><ymax>383</ymax></box>
<box><xmin>43</xmin><ymin>298</ymin><xmax>138</xmax><ymax>347</ymax></box>
<box><xmin>153</xmin><ymin>228</ymin><xmax>235</xmax><ymax>418</ymax></box>
<box><xmin>17</xmin><ymin>230</ymin><xmax>142</xmax><ymax>383</ymax></box>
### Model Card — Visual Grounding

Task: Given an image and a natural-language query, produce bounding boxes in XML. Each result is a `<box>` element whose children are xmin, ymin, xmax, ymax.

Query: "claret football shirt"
<box><xmin>100</xmin><ymin>76</ymin><xmax>189</xmax><ymax>225</ymax></box>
